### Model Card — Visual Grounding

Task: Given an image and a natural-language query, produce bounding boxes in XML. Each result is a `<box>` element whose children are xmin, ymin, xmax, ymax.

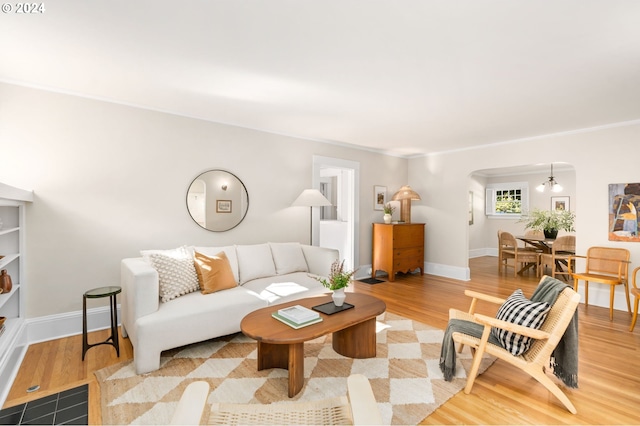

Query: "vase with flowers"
<box><xmin>383</xmin><ymin>203</ymin><xmax>395</xmax><ymax>224</ymax></box>
<box><xmin>315</xmin><ymin>260</ymin><xmax>357</xmax><ymax>306</ymax></box>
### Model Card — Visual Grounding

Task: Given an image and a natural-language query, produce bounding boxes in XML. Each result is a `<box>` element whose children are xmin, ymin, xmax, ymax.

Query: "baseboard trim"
<box><xmin>26</xmin><ymin>305</ymin><xmax>120</xmax><ymax>345</ymax></box>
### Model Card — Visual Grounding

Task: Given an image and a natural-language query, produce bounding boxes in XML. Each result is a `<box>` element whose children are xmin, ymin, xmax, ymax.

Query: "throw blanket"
<box><xmin>440</xmin><ymin>276</ymin><xmax>578</xmax><ymax>388</ymax></box>
<box><xmin>531</xmin><ymin>276</ymin><xmax>579</xmax><ymax>388</ymax></box>
<box><xmin>439</xmin><ymin>319</ymin><xmax>500</xmax><ymax>381</ymax></box>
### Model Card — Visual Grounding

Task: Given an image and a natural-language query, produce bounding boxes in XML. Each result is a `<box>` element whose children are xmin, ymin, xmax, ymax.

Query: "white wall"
<box><xmin>0</xmin><ymin>82</ymin><xmax>408</xmax><ymax>318</ymax></box>
<box><xmin>409</xmin><ymin>123</ymin><xmax>640</xmax><ymax>311</ymax></box>
<box><xmin>4</xmin><ymin>80</ymin><xmax>637</xmax><ymax>320</ymax></box>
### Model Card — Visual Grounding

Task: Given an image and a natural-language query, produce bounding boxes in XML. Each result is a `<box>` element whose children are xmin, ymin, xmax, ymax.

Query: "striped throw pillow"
<box><xmin>491</xmin><ymin>289</ymin><xmax>551</xmax><ymax>356</ymax></box>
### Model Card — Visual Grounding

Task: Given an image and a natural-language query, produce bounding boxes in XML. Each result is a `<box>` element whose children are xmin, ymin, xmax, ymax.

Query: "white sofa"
<box><xmin>121</xmin><ymin>242</ymin><xmax>339</xmax><ymax>374</ymax></box>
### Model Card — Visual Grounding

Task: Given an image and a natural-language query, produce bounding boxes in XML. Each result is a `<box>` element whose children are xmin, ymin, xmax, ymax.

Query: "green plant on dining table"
<box><xmin>315</xmin><ymin>260</ymin><xmax>357</xmax><ymax>291</ymax></box>
<box><xmin>519</xmin><ymin>208</ymin><xmax>575</xmax><ymax>232</ymax></box>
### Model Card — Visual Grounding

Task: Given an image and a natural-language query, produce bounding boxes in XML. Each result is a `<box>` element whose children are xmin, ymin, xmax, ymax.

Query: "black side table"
<box><xmin>82</xmin><ymin>286</ymin><xmax>121</xmax><ymax>360</ymax></box>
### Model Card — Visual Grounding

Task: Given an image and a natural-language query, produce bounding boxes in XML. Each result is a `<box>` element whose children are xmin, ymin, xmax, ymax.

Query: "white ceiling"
<box><xmin>2</xmin><ymin>1</ymin><xmax>639</xmax><ymax>157</ymax></box>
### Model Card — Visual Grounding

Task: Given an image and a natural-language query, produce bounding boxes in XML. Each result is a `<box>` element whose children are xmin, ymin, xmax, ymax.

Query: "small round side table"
<box><xmin>82</xmin><ymin>286</ymin><xmax>121</xmax><ymax>360</ymax></box>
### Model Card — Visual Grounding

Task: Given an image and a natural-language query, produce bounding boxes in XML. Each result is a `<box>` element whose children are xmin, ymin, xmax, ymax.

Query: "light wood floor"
<box><xmin>4</xmin><ymin>256</ymin><xmax>640</xmax><ymax>424</ymax></box>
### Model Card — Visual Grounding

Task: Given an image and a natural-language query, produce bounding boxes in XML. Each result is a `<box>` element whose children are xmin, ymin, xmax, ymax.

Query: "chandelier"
<box><xmin>536</xmin><ymin>164</ymin><xmax>563</xmax><ymax>193</ymax></box>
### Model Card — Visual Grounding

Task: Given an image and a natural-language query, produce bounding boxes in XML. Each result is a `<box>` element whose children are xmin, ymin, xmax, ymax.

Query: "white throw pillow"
<box><xmin>141</xmin><ymin>246</ymin><xmax>199</xmax><ymax>303</ymax></box>
<box><xmin>236</xmin><ymin>244</ymin><xmax>277</xmax><ymax>285</ymax></box>
<box><xmin>269</xmin><ymin>242</ymin><xmax>309</xmax><ymax>275</ymax></box>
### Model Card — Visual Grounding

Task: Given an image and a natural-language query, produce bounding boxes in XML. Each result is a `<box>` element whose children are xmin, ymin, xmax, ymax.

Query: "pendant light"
<box><xmin>536</xmin><ymin>164</ymin><xmax>563</xmax><ymax>193</ymax></box>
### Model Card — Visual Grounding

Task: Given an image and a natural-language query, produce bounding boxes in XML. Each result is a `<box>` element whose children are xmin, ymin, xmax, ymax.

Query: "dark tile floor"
<box><xmin>0</xmin><ymin>384</ymin><xmax>88</xmax><ymax>425</ymax></box>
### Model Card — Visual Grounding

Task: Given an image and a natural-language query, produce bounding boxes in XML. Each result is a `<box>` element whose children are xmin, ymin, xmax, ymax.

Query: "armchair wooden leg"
<box><xmin>624</xmin><ymin>282</ymin><xmax>632</xmax><ymax>314</ymax></box>
<box><xmin>610</xmin><ymin>285</ymin><xmax>616</xmax><ymax>320</ymax></box>
<box><xmin>630</xmin><ymin>298</ymin><xmax>639</xmax><ymax>332</ymax></box>
<box><xmin>464</xmin><ymin>326</ymin><xmax>491</xmax><ymax>394</ymax></box>
<box><xmin>584</xmin><ymin>281</ymin><xmax>589</xmax><ymax>306</ymax></box>
<box><xmin>530</xmin><ymin>368</ymin><xmax>577</xmax><ymax>414</ymax></box>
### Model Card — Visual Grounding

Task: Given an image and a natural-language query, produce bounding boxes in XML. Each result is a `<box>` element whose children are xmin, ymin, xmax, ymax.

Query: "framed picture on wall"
<box><xmin>551</xmin><ymin>196</ymin><xmax>569</xmax><ymax>211</ymax></box>
<box><xmin>609</xmin><ymin>182</ymin><xmax>640</xmax><ymax>242</ymax></box>
<box><xmin>469</xmin><ymin>191</ymin><xmax>474</xmax><ymax>225</ymax></box>
<box><xmin>374</xmin><ymin>185</ymin><xmax>386</xmax><ymax>210</ymax></box>
<box><xmin>216</xmin><ymin>200</ymin><xmax>232</xmax><ymax>213</ymax></box>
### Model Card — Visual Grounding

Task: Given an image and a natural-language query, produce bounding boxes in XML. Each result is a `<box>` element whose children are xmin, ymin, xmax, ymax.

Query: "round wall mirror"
<box><xmin>186</xmin><ymin>170</ymin><xmax>249</xmax><ymax>232</ymax></box>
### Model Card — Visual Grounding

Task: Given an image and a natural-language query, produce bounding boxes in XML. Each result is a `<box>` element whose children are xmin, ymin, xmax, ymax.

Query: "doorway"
<box><xmin>313</xmin><ymin>156</ymin><xmax>359</xmax><ymax>271</ymax></box>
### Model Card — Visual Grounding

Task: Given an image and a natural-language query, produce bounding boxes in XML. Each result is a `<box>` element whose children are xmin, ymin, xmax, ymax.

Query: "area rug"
<box><xmin>95</xmin><ymin>312</ymin><xmax>495</xmax><ymax>425</ymax></box>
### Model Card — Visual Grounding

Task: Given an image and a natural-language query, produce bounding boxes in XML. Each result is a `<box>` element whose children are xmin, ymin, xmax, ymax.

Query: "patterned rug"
<box><xmin>95</xmin><ymin>312</ymin><xmax>495</xmax><ymax>425</ymax></box>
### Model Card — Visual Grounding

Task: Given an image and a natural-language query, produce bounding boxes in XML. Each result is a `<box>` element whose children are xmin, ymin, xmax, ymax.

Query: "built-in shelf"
<box><xmin>0</xmin><ymin>183</ymin><xmax>32</xmax><ymax>407</ymax></box>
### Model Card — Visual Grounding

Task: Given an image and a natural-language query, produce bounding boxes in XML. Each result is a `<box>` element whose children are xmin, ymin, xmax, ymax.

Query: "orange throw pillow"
<box><xmin>193</xmin><ymin>251</ymin><xmax>237</xmax><ymax>294</ymax></box>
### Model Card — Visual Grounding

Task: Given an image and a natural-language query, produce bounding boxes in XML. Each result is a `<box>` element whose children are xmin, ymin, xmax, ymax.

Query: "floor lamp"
<box><xmin>292</xmin><ymin>189</ymin><xmax>332</xmax><ymax>245</ymax></box>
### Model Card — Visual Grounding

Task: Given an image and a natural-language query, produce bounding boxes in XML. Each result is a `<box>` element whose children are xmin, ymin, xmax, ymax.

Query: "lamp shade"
<box><xmin>536</xmin><ymin>164</ymin><xmax>563</xmax><ymax>193</ymax></box>
<box><xmin>392</xmin><ymin>185</ymin><xmax>421</xmax><ymax>201</ymax></box>
<box><xmin>391</xmin><ymin>185</ymin><xmax>421</xmax><ymax>223</ymax></box>
<box><xmin>291</xmin><ymin>189</ymin><xmax>331</xmax><ymax>207</ymax></box>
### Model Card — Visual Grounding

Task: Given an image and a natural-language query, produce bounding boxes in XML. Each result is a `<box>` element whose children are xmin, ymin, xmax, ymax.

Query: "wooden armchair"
<box><xmin>449</xmin><ymin>278</ymin><xmax>580</xmax><ymax>414</ymax></box>
<box><xmin>569</xmin><ymin>246</ymin><xmax>631</xmax><ymax>320</ymax></box>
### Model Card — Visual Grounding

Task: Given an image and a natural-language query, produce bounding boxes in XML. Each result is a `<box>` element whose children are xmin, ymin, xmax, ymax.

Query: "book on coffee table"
<box><xmin>277</xmin><ymin>305</ymin><xmax>319</xmax><ymax>324</ymax></box>
<box><xmin>272</xmin><ymin>312</ymin><xmax>323</xmax><ymax>329</ymax></box>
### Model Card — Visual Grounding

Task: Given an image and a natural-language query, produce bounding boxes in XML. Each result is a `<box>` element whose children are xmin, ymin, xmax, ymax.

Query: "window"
<box><xmin>486</xmin><ymin>182</ymin><xmax>528</xmax><ymax>218</ymax></box>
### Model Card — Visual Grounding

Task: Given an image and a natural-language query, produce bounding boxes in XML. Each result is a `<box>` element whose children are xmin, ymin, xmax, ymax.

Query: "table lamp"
<box><xmin>391</xmin><ymin>185</ymin><xmax>421</xmax><ymax>223</ymax></box>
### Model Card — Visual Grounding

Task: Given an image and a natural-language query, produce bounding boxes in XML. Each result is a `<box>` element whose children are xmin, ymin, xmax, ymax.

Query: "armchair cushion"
<box><xmin>491</xmin><ymin>289</ymin><xmax>551</xmax><ymax>356</ymax></box>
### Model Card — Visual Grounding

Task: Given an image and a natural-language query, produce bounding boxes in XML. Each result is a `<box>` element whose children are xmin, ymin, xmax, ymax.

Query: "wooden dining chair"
<box><xmin>630</xmin><ymin>266</ymin><xmax>640</xmax><ymax>332</ymax></box>
<box><xmin>570</xmin><ymin>246</ymin><xmax>631</xmax><ymax>320</ymax></box>
<box><xmin>539</xmin><ymin>235</ymin><xmax>576</xmax><ymax>280</ymax></box>
<box><xmin>499</xmin><ymin>231</ymin><xmax>540</xmax><ymax>277</ymax></box>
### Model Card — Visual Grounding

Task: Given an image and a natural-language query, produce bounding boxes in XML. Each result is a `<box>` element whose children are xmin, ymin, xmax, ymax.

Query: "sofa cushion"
<box><xmin>193</xmin><ymin>251</ymin><xmax>238</xmax><ymax>294</ymax></box>
<box><xmin>270</xmin><ymin>242</ymin><xmax>309</xmax><ymax>275</ymax></box>
<box><xmin>491</xmin><ymin>289</ymin><xmax>551</xmax><ymax>356</ymax></box>
<box><xmin>142</xmin><ymin>246</ymin><xmax>199</xmax><ymax>303</ymax></box>
<box><xmin>192</xmin><ymin>246</ymin><xmax>239</xmax><ymax>283</ymax></box>
<box><xmin>236</xmin><ymin>244</ymin><xmax>277</xmax><ymax>285</ymax></box>
<box><xmin>242</xmin><ymin>272</ymin><xmax>329</xmax><ymax>304</ymax></box>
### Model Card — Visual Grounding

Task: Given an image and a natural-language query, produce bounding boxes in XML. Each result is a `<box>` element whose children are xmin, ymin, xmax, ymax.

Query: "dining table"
<box><xmin>516</xmin><ymin>235</ymin><xmax>575</xmax><ymax>278</ymax></box>
<box><xmin>516</xmin><ymin>235</ymin><xmax>555</xmax><ymax>254</ymax></box>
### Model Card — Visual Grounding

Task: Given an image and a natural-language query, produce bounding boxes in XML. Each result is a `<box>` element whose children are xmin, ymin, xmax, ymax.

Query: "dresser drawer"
<box><xmin>393</xmin><ymin>225</ymin><xmax>424</xmax><ymax>248</ymax></box>
<box><xmin>394</xmin><ymin>248</ymin><xmax>423</xmax><ymax>270</ymax></box>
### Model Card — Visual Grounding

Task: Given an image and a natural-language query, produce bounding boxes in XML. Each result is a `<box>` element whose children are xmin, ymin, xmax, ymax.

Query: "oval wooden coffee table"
<box><xmin>240</xmin><ymin>293</ymin><xmax>386</xmax><ymax>397</ymax></box>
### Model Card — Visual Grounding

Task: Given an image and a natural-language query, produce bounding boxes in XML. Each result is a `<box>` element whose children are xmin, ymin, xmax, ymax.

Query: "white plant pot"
<box><xmin>383</xmin><ymin>213</ymin><xmax>392</xmax><ymax>224</ymax></box>
<box><xmin>332</xmin><ymin>288</ymin><xmax>346</xmax><ymax>307</ymax></box>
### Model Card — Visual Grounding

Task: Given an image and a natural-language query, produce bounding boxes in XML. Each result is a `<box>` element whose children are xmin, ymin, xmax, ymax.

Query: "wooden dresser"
<box><xmin>371</xmin><ymin>223</ymin><xmax>425</xmax><ymax>282</ymax></box>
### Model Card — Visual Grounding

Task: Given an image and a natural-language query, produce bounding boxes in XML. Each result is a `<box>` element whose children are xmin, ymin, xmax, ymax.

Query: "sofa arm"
<box><xmin>301</xmin><ymin>245</ymin><xmax>340</xmax><ymax>276</ymax></box>
<box><xmin>120</xmin><ymin>258</ymin><xmax>160</xmax><ymax>339</ymax></box>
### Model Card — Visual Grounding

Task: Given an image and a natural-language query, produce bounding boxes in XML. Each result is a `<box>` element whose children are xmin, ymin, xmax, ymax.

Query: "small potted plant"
<box><xmin>520</xmin><ymin>208</ymin><xmax>575</xmax><ymax>238</ymax></box>
<box><xmin>315</xmin><ymin>260</ymin><xmax>356</xmax><ymax>306</ymax></box>
<box><xmin>383</xmin><ymin>203</ymin><xmax>395</xmax><ymax>224</ymax></box>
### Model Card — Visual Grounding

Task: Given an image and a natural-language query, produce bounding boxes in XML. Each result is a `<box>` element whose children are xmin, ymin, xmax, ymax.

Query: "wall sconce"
<box><xmin>221</xmin><ymin>183</ymin><xmax>228</xmax><ymax>191</ymax></box>
<box><xmin>391</xmin><ymin>185</ymin><xmax>421</xmax><ymax>223</ymax></box>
